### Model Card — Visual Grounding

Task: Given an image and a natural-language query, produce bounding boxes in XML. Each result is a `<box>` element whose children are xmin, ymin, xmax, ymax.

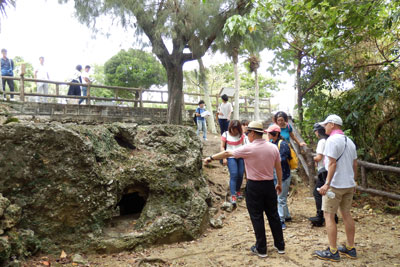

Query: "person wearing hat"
<box><xmin>266</xmin><ymin>124</ymin><xmax>292</xmax><ymax>230</ymax></box>
<box><xmin>204</xmin><ymin>121</ymin><xmax>285</xmax><ymax>257</ymax></box>
<box><xmin>308</xmin><ymin>123</ymin><xmax>330</xmax><ymax>226</ymax></box>
<box><xmin>313</xmin><ymin>115</ymin><xmax>358</xmax><ymax>262</ymax></box>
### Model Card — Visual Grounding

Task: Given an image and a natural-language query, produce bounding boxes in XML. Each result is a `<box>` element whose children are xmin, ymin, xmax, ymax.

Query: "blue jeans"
<box><xmin>79</xmin><ymin>86</ymin><xmax>87</xmax><ymax>104</ymax></box>
<box><xmin>227</xmin><ymin>158</ymin><xmax>244</xmax><ymax>196</ymax></box>
<box><xmin>278</xmin><ymin>175</ymin><xmax>292</xmax><ymax>222</ymax></box>
<box><xmin>196</xmin><ymin>119</ymin><xmax>207</xmax><ymax>139</ymax></box>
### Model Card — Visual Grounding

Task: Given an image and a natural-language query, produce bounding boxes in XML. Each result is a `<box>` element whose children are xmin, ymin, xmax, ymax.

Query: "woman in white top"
<box><xmin>221</xmin><ymin>120</ymin><xmax>245</xmax><ymax>206</ymax></box>
<box><xmin>67</xmin><ymin>65</ymin><xmax>82</xmax><ymax>97</ymax></box>
<box><xmin>309</xmin><ymin>123</ymin><xmax>330</xmax><ymax>226</ymax></box>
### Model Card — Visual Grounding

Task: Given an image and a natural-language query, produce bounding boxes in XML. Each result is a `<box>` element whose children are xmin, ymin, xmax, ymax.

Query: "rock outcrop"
<box><xmin>0</xmin><ymin>122</ymin><xmax>210</xmax><ymax>255</ymax></box>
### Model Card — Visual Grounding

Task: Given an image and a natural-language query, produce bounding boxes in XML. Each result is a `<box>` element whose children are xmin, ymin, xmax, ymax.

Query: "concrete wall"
<box><xmin>0</xmin><ymin>100</ymin><xmax>272</xmax><ymax>125</ymax></box>
<box><xmin>0</xmin><ymin>100</ymin><xmax>168</xmax><ymax>124</ymax></box>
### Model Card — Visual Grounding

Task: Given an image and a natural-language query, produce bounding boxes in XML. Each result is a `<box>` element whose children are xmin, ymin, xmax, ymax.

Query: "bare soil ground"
<box><xmin>26</xmin><ymin>133</ymin><xmax>400</xmax><ymax>267</ymax></box>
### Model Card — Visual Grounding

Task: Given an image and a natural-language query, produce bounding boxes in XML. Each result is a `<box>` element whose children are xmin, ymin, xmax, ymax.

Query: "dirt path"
<box><xmin>27</xmin><ymin>133</ymin><xmax>400</xmax><ymax>266</ymax></box>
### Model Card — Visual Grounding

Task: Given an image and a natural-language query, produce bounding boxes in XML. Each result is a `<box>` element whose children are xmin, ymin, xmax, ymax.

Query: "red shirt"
<box><xmin>232</xmin><ymin>138</ymin><xmax>280</xmax><ymax>181</ymax></box>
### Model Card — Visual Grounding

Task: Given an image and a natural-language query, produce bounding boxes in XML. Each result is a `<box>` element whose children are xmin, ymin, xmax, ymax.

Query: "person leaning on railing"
<box><xmin>273</xmin><ymin>111</ymin><xmax>306</xmax><ymax>147</ymax></box>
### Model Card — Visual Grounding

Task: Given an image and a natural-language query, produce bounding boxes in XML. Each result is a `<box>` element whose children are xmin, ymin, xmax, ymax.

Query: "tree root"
<box><xmin>137</xmin><ymin>257</ymin><xmax>168</xmax><ymax>266</ymax></box>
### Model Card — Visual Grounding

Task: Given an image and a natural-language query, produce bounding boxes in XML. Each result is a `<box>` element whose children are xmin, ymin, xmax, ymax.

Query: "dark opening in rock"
<box><xmin>117</xmin><ymin>192</ymin><xmax>147</xmax><ymax>216</ymax></box>
<box><xmin>114</xmin><ymin>135</ymin><xmax>135</xmax><ymax>150</ymax></box>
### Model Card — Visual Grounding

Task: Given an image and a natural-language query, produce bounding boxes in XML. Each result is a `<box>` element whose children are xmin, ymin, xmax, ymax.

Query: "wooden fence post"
<box><xmin>139</xmin><ymin>89</ymin><xmax>143</xmax><ymax>108</ymax></box>
<box><xmin>87</xmin><ymin>84</ymin><xmax>91</xmax><ymax>106</ymax></box>
<box><xmin>19</xmin><ymin>76</ymin><xmax>25</xmax><ymax>102</ymax></box>
<box><xmin>305</xmin><ymin>147</ymin><xmax>316</xmax><ymax>195</ymax></box>
<box><xmin>361</xmin><ymin>166</ymin><xmax>367</xmax><ymax>188</ymax></box>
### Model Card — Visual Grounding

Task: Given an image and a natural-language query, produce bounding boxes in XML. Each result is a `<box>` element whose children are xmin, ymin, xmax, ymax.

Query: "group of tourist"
<box><xmin>201</xmin><ymin>101</ymin><xmax>358</xmax><ymax>262</ymax></box>
<box><xmin>67</xmin><ymin>64</ymin><xmax>92</xmax><ymax>105</ymax></box>
<box><xmin>1</xmin><ymin>48</ymin><xmax>92</xmax><ymax>104</ymax></box>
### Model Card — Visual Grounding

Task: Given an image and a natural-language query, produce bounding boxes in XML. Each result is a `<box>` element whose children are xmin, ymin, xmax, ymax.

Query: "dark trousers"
<box><xmin>218</xmin><ymin>118</ymin><xmax>229</xmax><ymax>135</ymax></box>
<box><xmin>313</xmin><ymin>170</ymin><xmax>328</xmax><ymax>214</ymax></box>
<box><xmin>246</xmin><ymin>179</ymin><xmax>285</xmax><ymax>254</ymax></box>
<box><xmin>2</xmin><ymin>78</ymin><xmax>14</xmax><ymax>98</ymax></box>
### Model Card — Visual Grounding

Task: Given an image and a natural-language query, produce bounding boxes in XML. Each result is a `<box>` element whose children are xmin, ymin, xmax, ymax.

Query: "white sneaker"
<box><xmin>274</xmin><ymin>246</ymin><xmax>285</xmax><ymax>254</ymax></box>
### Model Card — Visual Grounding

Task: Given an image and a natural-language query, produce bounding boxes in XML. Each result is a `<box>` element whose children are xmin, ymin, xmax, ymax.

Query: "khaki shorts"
<box><xmin>322</xmin><ymin>187</ymin><xmax>355</xmax><ymax>214</ymax></box>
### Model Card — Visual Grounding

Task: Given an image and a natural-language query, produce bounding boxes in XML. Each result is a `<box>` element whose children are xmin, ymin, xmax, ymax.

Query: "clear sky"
<box><xmin>0</xmin><ymin>0</ymin><xmax>295</xmax><ymax>114</ymax></box>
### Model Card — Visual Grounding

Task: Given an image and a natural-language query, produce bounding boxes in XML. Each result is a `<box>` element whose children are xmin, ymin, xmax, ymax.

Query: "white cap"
<box><xmin>319</xmin><ymin>114</ymin><xmax>343</xmax><ymax>126</ymax></box>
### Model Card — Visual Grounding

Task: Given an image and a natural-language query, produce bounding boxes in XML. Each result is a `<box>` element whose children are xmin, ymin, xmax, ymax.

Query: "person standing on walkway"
<box><xmin>204</xmin><ymin>121</ymin><xmax>285</xmax><ymax>257</ymax></box>
<box><xmin>309</xmin><ymin>123</ymin><xmax>330</xmax><ymax>226</ymax></box>
<box><xmin>34</xmin><ymin>56</ymin><xmax>50</xmax><ymax>102</ymax></box>
<box><xmin>266</xmin><ymin>124</ymin><xmax>292</xmax><ymax>230</ymax></box>
<box><xmin>314</xmin><ymin>115</ymin><xmax>358</xmax><ymax>262</ymax></box>
<box><xmin>195</xmin><ymin>100</ymin><xmax>208</xmax><ymax>141</ymax></box>
<box><xmin>273</xmin><ymin>111</ymin><xmax>306</xmax><ymax>147</ymax></box>
<box><xmin>221</xmin><ymin>120</ymin><xmax>245</xmax><ymax>206</ymax></box>
<box><xmin>67</xmin><ymin>65</ymin><xmax>82</xmax><ymax>104</ymax></box>
<box><xmin>1</xmin><ymin>48</ymin><xmax>15</xmax><ymax>100</ymax></box>
<box><xmin>79</xmin><ymin>65</ymin><xmax>91</xmax><ymax>105</ymax></box>
<box><xmin>217</xmin><ymin>94</ymin><xmax>232</xmax><ymax>135</ymax></box>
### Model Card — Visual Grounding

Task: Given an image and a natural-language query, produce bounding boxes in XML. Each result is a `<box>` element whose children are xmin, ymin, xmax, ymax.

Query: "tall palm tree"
<box><xmin>0</xmin><ymin>0</ymin><xmax>15</xmax><ymax>28</ymax></box>
<box><xmin>0</xmin><ymin>0</ymin><xmax>15</xmax><ymax>15</ymax></box>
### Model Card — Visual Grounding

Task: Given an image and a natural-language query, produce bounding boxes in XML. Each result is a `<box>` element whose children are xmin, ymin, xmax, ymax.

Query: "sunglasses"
<box><xmin>269</xmin><ymin>132</ymin><xmax>278</xmax><ymax>137</ymax></box>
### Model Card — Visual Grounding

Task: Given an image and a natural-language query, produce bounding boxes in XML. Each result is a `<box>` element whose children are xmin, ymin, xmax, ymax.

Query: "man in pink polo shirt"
<box><xmin>204</xmin><ymin>121</ymin><xmax>285</xmax><ymax>257</ymax></box>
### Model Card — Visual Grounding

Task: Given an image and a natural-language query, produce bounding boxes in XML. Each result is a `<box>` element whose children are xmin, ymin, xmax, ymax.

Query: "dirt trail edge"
<box><xmin>27</xmin><ymin>133</ymin><xmax>400</xmax><ymax>267</ymax></box>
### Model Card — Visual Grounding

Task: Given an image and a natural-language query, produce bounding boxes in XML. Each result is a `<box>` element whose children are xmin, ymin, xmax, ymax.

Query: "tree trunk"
<box><xmin>233</xmin><ymin>51</ymin><xmax>240</xmax><ymax>120</ymax></box>
<box><xmin>198</xmin><ymin>58</ymin><xmax>217</xmax><ymax>134</ymax></box>
<box><xmin>296</xmin><ymin>50</ymin><xmax>303</xmax><ymax>122</ymax></box>
<box><xmin>166</xmin><ymin>63</ymin><xmax>184</xmax><ymax>124</ymax></box>
<box><xmin>254</xmin><ymin>68</ymin><xmax>260</xmax><ymax>121</ymax></box>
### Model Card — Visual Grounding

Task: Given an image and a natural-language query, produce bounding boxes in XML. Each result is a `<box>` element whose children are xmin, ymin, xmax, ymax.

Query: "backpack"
<box><xmin>278</xmin><ymin>140</ymin><xmax>298</xmax><ymax>170</ymax></box>
<box><xmin>193</xmin><ymin>112</ymin><xmax>197</xmax><ymax>125</ymax></box>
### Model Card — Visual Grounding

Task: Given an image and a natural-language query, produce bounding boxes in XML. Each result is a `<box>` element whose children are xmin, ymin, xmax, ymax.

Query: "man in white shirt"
<box><xmin>314</xmin><ymin>115</ymin><xmax>358</xmax><ymax>262</ymax></box>
<box><xmin>34</xmin><ymin>56</ymin><xmax>50</xmax><ymax>102</ymax></box>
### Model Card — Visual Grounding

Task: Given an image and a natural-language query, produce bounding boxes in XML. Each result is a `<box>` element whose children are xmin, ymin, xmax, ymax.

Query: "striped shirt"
<box><xmin>221</xmin><ymin>131</ymin><xmax>245</xmax><ymax>158</ymax></box>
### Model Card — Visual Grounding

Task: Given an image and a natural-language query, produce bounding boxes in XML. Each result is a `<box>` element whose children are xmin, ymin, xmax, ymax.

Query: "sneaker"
<box><xmin>309</xmin><ymin>215</ymin><xmax>325</xmax><ymax>226</ymax></box>
<box><xmin>237</xmin><ymin>191</ymin><xmax>244</xmax><ymax>200</ymax></box>
<box><xmin>203</xmin><ymin>138</ymin><xmax>208</xmax><ymax>141</ymax></box>
<box><xmin>285</xmin><ymin>217</ymin><xmax>292</xmax><ymax>222</ymax></box>
<box><xmin>230</xmin><ymin>195</ymin><xmax>237</xmax><ymax>205</ymax></box>
<box><xmin>273</xmin><ymin>246</ymin><xmax>285</xmax><ymax>254</ymax></box>
<box><xmin>314</xmin><ymin>247</ymin><xmax>340</xmax><ymax>262</ymax></box>
<box><xmin>338</xmin><ymin>245</ymin><xmax>357</xmax><ymax>259</ymax></box>
<box><xmin>281</xmin><ymin>221</ymin><xmax>286</xmax><ymax>230</ymax></box>
<box><xmin>251</xmin><ymin>245</ymin><xmax>267</xmax><ymax>258</ymax></box>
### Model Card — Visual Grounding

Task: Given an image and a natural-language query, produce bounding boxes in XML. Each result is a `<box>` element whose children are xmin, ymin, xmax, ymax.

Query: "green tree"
<box><xmin>104</xmin><ymin>49</ymin><xmax>167</xmax><ymax>106</ymax></box>
<box><xmin>224</xmin><ymin>0</ymin><xmax>400</xmax><ymax>122</ymax></box>
<box><xmin>64</xmin><ymin>0</ymin><xmax>249</xmax><ymax>124</ymax></box>
<box><xmin>12</xmin><ymin>56</ymin><xmax>35</xmax><ymax>93</ymax></box>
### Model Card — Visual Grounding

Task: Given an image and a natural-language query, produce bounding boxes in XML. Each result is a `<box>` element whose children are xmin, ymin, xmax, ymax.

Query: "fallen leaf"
<box><xmin>42</xmin><ymin>261</ymin><xmax>50</xmax><ymax>266</ymax></box>
<box><xmin>60</xmin><ymin>250</ymin><xmax>67</xmax><ymax>259</ymax></box>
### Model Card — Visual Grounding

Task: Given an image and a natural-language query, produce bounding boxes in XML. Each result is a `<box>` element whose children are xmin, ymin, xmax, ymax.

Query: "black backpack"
<box><xmin>193</xmin><ymin>112</ymin><xmax>197</xmax><ymax>125</ymax></box>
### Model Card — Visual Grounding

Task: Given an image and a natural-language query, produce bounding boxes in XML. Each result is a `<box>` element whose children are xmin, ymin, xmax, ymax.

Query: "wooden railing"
<box><xmin>289</xmin><ymin>119</ymin><xmax>400</xmax><ymax>200</ymax></box>
<box><xmin>0</xmin><ymin>75</ymin><xmax>271</xmax><ymax>113</ymax></box>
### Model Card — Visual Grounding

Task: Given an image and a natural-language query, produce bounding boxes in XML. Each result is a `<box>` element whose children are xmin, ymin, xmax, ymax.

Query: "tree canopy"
<box><xmin>104</xmin><ymin>49</ymin><xmax>167</xmax><ymax>96</ymax></box>
<box><xmin>64</xmin><ymin>0</ymin><xmax>249</xmax><ymax>124</ymax></box>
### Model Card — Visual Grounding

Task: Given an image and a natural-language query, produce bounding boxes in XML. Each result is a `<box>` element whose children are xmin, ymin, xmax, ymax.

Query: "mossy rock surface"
<box><xmin>0</xmin><ymin>122</ymin><xmax>210</xmax><ymax>253</ymax></box>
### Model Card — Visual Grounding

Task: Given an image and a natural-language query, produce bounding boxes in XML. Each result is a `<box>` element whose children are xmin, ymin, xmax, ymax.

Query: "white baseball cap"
<box><xmin>319</xmin><ymin>114</ymin><xmax>343</xmax><ymax>126</ymax></box>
